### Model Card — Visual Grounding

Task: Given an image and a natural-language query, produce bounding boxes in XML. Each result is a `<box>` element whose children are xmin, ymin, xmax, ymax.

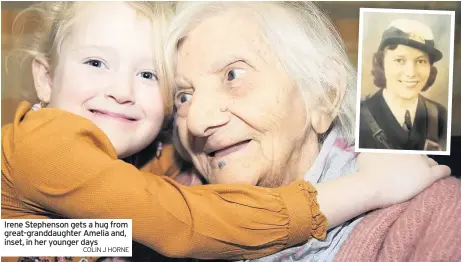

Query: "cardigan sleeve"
<box><xmin>9</xmin><ymin>109</ymin><xmax>327</xmax><ymax>260</ymax></box>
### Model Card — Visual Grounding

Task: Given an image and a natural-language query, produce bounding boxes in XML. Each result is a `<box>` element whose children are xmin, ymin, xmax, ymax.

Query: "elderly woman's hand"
<box><xmin>356</xmin><ymin>153</ymin><xmax>451</xmax><ymax>208</ymax></box>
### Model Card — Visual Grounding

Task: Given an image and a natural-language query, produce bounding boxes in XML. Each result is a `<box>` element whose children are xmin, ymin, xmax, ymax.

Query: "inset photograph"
<box><xmin>356</xmin><ymin>8</ymin><xmax>455</xmax><ymax>155</ymax></box>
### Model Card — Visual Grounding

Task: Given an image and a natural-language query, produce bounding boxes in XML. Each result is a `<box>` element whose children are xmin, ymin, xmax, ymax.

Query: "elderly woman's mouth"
<box><xmin>208</xmin><ymin>140</ymin><xmax>251</xmax><ymax>158</ymax></box>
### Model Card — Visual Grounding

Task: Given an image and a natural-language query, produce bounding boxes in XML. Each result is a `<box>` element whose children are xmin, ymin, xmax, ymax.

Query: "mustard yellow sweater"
<box><xmin>1</xmin><ymin>101</ymin><xmax>327</xmax><ymax>260</ymax></box>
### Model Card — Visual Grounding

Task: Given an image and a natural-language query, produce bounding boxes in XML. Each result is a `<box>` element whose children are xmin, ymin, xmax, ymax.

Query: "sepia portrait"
<box><xmin>356</xmin><ymin>8</ymin><xmax>455</xmax><ymax>154</ymax></box>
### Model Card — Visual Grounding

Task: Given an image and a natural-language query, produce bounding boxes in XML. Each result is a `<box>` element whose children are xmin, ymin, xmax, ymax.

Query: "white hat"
<box><xmin>378</xmin><ymin>18</ymin><xmax>442</xmax><ymax>62</ymax></box>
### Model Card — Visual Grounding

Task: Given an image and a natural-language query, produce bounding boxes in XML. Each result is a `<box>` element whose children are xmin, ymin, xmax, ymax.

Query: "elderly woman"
<box><xmin>359</xmin><ymin>19</ymin><xmax>447</xmax><ymax>151</ymax></box>
<box><xmin>168</xmin><ymin>2</ymin><xmax>461</xmax><ymax>261</ymax></box>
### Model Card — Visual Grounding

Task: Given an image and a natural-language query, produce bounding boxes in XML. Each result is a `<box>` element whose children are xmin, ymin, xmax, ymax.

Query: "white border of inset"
<box><xmin>355</xmin><ymin>8</ymin><xmax>455</xmax><ymax>155</ymax></box>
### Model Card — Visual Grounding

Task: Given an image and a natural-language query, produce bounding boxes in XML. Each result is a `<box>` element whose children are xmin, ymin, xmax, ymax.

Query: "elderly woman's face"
<box><xmin>383</xmin><ymin>45</ymin><xmax>431</xmax><ymax>100</ymax></box>
<box><xmin>174</xmin><ymin>13</ymin><xmax>317</xmax><ymax>187</ymax></box>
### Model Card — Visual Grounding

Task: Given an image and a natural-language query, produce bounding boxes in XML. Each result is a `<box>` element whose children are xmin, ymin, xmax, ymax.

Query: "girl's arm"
<box><xmin>8</xmin><ymin>108</ymin><xmax>325</xmax><ymax>260</ymax></box>
<box><xmin>8</xmin><ymin>107</ymin><xmax>450</xmax><ymax>259</ymax></box>
<box><xmin>317</xmin><ymin>153</ymin><xmax>450</xmax><ymax>229</ymax></box>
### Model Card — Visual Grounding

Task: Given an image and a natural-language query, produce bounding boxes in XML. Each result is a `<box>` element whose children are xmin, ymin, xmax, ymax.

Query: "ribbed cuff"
<box><xmin>276</xmin><ymin>180</ymin><xmax>328</xmax><ymax>247</ymax></box>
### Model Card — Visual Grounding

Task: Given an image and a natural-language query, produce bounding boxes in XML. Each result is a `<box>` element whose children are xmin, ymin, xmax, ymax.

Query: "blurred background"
<box><xmin>1</xmin><ymin>1</ymin><xmax>460</xmax><ymax>173</ymax></box>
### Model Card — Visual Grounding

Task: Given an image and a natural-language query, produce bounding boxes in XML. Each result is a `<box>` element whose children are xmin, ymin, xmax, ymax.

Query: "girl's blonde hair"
<box><xmin>8</xmin><ymin>1</ymin><xmax>176</xmax><ymax>121</ymax></box>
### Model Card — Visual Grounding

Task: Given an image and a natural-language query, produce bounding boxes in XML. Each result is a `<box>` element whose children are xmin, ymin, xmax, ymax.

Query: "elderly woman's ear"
<box><xmin>310</xmin><ymin>59</ymin><xmax>347</xmax><ymax>134</ymax></box>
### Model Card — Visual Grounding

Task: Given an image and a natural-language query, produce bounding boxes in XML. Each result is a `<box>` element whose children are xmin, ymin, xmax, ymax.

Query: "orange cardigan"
<box><xmin>1</xmin><ymin>101</ymin><xmax>327</xmax><ymax>260</ymax></box>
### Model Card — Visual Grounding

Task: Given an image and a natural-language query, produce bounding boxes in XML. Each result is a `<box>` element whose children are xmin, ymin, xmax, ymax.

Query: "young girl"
<box><xmin>1</xmin><ymin>1</ymin><xmax>449</xmax><ymax>261</ymax></box>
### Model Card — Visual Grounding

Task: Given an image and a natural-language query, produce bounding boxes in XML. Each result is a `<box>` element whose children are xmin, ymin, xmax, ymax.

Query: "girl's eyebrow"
<box><xmin>68</xmin><ymin>45</ymin><xmax>156</xmax><ymax>64</ymax></box>
<box><xmin>70</xmin><ymin>44</ymin><xmax>108</xmax><ymax>51</ymax></box>
<box><xmin>136</xmin><ymin>57</ymin><xmax>157</xmax><ymax>67</ymax></box>
<box><xmin>68</xmin><ymin>44</ymin><xmax>116</xmax><ymax>56</ymax></box>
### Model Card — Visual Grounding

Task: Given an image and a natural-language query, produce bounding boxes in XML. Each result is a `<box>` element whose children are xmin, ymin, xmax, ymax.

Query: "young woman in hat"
<box><xmin>359</xmin><ymin>19</ymin><xmax>447</xmax><ymax>151</ymax></box>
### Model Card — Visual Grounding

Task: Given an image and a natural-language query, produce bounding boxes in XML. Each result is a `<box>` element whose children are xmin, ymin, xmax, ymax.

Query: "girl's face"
<box><xmin>383</xmin><ymin>44</ymin><xmax>431</xmax><ymax>101</ymax></box>
<box><xmin>34</xmin><ymin>2</ymin><xmax>164</xmax><ymax>158</ymax></box>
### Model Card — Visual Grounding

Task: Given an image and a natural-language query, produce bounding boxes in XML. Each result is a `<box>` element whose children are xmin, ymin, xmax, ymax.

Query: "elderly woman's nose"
<box><xmin>186</xmin><ymin>91</ymin><xmax>230</xmax><ymax>137</ymax></box>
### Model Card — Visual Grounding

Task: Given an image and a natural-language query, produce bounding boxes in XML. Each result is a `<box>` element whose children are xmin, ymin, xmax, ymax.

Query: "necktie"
<box><xmin>404</xmin><ymin>110</ymin><xmax>412</xmax><ymax>131</ymax></box>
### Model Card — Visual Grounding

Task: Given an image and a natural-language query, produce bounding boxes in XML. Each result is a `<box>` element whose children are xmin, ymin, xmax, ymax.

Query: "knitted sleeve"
<box><xmin>335</xmin><ymin>177</ymin><xmax>461</xmax><ymax>262</ymax></box>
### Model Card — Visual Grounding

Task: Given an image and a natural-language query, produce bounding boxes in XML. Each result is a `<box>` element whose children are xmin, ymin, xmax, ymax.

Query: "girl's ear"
<box><xmin>32</xmin><ymin>58</ymin><xmax>52</xmax><ymax>103</ymax></box>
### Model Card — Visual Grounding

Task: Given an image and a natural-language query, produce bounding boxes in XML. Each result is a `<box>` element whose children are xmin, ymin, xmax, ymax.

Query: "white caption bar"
<box><xmin>1</xmin><ymin>219</ymin><xmax>132</xmax><ymax>257</ymax></box>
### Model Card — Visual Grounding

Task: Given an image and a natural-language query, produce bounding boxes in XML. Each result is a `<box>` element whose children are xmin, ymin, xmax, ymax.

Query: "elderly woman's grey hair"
<box><xmin>166</xmin><ymin>1</ymin><xmax>357</xmax><ymax>146</ymax></box>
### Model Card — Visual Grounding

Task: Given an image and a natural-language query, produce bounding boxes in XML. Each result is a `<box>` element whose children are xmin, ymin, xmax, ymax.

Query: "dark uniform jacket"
<box><xmin>359</xmin><ymin>89</ymin><xmax>447</xmax><ymax>151</ymax></box>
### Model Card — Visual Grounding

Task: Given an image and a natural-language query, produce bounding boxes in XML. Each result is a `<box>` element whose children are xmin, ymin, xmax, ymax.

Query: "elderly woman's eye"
<box><xmin>175</xmin><ymin>93</ymin><xmax>193</xmax><ymax>107</ymax></box>
<box><xmin>227</xmin><ymin>69</ymin><xmax>246</xmax><ymax>81</ymax></box>
<box><xmin>180</xmin><ymin>94</ymin><xmax>192</xmax><ymax>103</ymax></box>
